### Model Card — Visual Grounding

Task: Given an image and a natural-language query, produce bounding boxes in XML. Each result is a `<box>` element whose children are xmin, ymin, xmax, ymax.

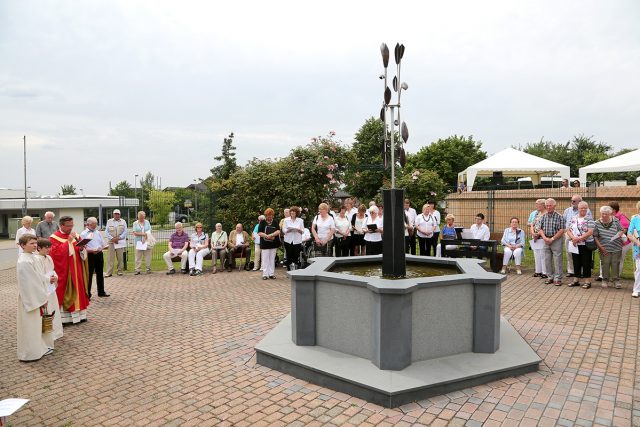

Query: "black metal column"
<box><xmin>382</xmin><ymin>188</ymin><xmax>406</xmax><ymax>277</ymax></box>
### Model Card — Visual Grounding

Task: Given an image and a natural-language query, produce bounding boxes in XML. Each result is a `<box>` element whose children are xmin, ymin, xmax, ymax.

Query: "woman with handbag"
<box><xmin>132</xmin><ymin>211</ymin><xmax>152</xmax><ymax>275</ymax></box>
<box><xmin>566</xmin><ymin>201</ymin><xmax>596</xmax><ymax>288</ymax></box>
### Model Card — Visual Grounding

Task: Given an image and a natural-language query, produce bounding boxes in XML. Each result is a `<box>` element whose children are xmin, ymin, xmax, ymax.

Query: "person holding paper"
<box><xmin>363</xmin><ymin>205</ymin><xmax>384</xmax><ymax>255</ymax></box>
<box><xmin>105</xmin><ymin>209</ymin><xmax>127</xmax><ymax>277</ymax></box>
<box><xmin>563</xmin><ymin>195</ymin><xmax>592</xmax><ymax>278</ymax></box>
<box><xmin>538</xmin><ymin>198</ymin><xmax>566</xmax><ymax>286</ymax></box>
<box><xmin>500</xmin><ymin>217</ymin><xmax>525</xmax><ymax>275</ymax></box>
<box><xmin>593</xmin><ymin>205</ymin><xmax>625</xmax><ymax>289</ymax></box>
<box><xmin>132</xmin><ymin>211</ymin><xmax>152</xmax><ymax>275</ymax></box>
<box><xmin>34</xmin><ymin>238</ymin><xmax>63</xmax><ymax>345</ymax></box>
<box><xmin>566</xmin><ymin>201</ymin><xmax>595</xmax><ymax>288</ymax></box>
<box><xmin>528</xmin><ymin>199</ymin><xmax>547</xmax><ymax>278</ymax></box>
<box><xmin>415</xmin><ymin>203</ymin><xmax>437</xmax><ymax>256</ymax></box>
<box><xmin>258</xmin><ymin>208</ymin><xmax>281</xmax><ymax>279</ymax></box>
<box><xmin>16</xmin><ymin>234</ymin><xmax>52</xmax><ymax>361</ymax></box>
<box><xmin>81</xmin><ymin>217</ymin><xmax>109</xmax><ymax>298</ymax></box>
<box><xmin>283</xmin><ymin>207</ymin><xmax>304</xmax><ymax>269</ymax></box>
<box><xmin>626</xmin><ymin>201</ymin><xmax>640</xmax><ymax>298</ymax></box>
<box><xmin>49</xmin><ymin>216</ymin><xmax>89</xmax><ymax>324</ymax></box>
<box><xmin>188</xmin><ymin>223</ymin><xmax>210</xmax><ymax>276</ymax></box>
<box><xmin>162</xmin><ymin>222</ymin><xmax>190</xmax><ymax>274</ymax></box>
<box><xmin>311</xmin><ymin>203</ymin><xmax>336</xmax><ymax>257</ymax></box>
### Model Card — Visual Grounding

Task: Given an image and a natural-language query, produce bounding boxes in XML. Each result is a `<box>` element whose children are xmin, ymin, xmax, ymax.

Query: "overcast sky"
<box><xmin>1</xmin><ymin>0</ymin><xmax>639</xmax><ymax>195</ymax></box>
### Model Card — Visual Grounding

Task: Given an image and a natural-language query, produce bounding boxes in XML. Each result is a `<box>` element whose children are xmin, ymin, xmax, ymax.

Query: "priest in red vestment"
<box><xmin>49</xmin><ymin>216</ymin><xmax>89</xmax><ymax>324</ymax></box>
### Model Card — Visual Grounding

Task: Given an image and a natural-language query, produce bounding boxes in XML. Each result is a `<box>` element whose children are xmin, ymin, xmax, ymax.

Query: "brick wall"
<box><xmin>444</xmin><ymin>186</ymin><xmax>640</xmax><ymax>238</ymax></box>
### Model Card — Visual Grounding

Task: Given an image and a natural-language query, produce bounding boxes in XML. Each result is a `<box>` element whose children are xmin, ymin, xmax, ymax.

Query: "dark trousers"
<box><xmin>418</xmin><ymin>236</ymin><xmax>436</xmax><ymax>256</ymax></box>
<box><xmin>87</xmin><ymin>251</ymin><xmax>105</xmax><ymax>296</ymax></box>
<box><xmin>230</xmin><ymin>246</ymin><xmax>251</xmax><ymax>268</ymax></box>
<box><xmin>366</xmin><ymin>240</ymin><xmax>383</xmax><ymax>256</ymax></box>
<box><xmin>335</xmin><ymin>236</ymin><xmax>351</xmax><ymax>257</ymax></box>
<box><xmin>571</xmin><ymin>245</ymin><xmax>593</xmax><ymax>279</ymax></box>
<box><xmin>405</xmin><ymin>233</ymin><xmax>417</xmax><ymax>255</ymax></box>
<box><xmin>284</xmin><ymin>242</ymin><xmax>302</xmax><ymax>268</ymax></box>
<box><xmin>431</xmin><ymin>232</ymin><xmax>440</xmax><ymax>255</ymax></box>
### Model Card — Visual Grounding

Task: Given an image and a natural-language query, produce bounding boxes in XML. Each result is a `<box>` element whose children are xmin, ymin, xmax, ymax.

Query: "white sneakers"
<box><xmin>633</xmin><ymin>292</ymin><xmax>639</xmax><ymax>298</ymax></box>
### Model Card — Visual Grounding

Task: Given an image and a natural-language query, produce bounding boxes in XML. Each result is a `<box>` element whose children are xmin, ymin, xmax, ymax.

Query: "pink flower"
<box><xmin>326</xmin><ymin>173</ymin><xmax>333</xmax><ymax>179</ymax></box>
<box><xmin>332</xmin><ymin>188</ymin><xmax>338</xmax><ymax>193</ymax></box>
<box><xmin>329</xmin><ymin>179</ymin><xmax>336</xmax><ymax>184</ymax></box>
<box><xmin>323</xmin><ymin>156</ymin><xmax>329</xmax><ymax>160</ymax></box>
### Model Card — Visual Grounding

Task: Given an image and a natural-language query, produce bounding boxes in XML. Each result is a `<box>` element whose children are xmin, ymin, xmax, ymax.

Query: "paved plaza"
<box><xmin>1</xmin><ymin>263</ymin><xmax>638</xmax><ymax>426</ymax></box>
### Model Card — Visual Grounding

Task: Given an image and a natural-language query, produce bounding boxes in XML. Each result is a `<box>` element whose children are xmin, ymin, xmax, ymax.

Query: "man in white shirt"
<box><xmin>81</xmin><ymin>217</ymin><xmax>109</xmax><ymax>298</ymax></box>
<box><xmin>105</xmin><ymin>209</ymin><xmax>127</xmax><ymax>277</ymax></box>
<box><xmin>404</xmin><ymin>198</ymin><xmax>417</xmax><ymax>255</ymax></box>
<box><xmin>469</xmin><ymin>213</ymin><xmax>491</xmax><ymax>250</ymax></box>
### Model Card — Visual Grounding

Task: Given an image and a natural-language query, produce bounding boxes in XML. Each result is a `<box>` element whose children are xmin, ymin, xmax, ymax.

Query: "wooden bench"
<box><xmin>440</xmin><ymin>238</ymin><xmax>501</xmax><ymax>273</ymax></box>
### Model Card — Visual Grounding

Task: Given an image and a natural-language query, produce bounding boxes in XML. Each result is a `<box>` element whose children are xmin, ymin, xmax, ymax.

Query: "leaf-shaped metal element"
<box><xmin>401</xmin><ymin>122</ymin><xmax>409</xmax><ymax>143</ymax></box>
<box><xmin>380</xmin><ymin>43</ymin><xmax>389</xmax><ymax>68</ymax></box>
<box><xmin>399</xmin><ymin>44</ymin><xmax>405</xmax><ymax>60</ymax></box>
<box><xmin>399</xmin><ymin>148</ymin><xmax>406</xmax><ymax>167</ymax></box>
<box><xmin>394</xmin><ymin>43</ymin><xmax>400</xmax><ymax>64</ymax></box>
<box><xmin>393</xmin><ymin>76</ymin><xmax>398</xmax><ymax>92</ymax></box>
<box><xmin>384</xmin><ymin>86</ymin><xmax>391</xmax><ymax>105</ymax></box>
<box><xmin>379</xmin><ymin>107</ymin><xmax>385</xmax><ymax>122</ymax></box>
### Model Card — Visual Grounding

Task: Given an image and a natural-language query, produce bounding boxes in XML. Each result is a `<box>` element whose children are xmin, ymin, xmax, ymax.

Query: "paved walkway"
<box><xmin>0</xmin><ymin>266</ymin><xmax>638</xmax><ymax>426</ymax></box>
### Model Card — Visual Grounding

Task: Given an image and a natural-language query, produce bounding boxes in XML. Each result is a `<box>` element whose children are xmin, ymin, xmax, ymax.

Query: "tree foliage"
<box><xmin>406</xmin><ymin>135</ymin><xmax>486</xmax><ymax>190</ymax></box>
<box><xmin>147</xmin><ymin>189</ymin><xmax>177</xmax><ymax>226</ymax></box>
<box><xmin>396</xmin><ymin>169</ymin><xmax>447</xmax><ymax>211</ymax></box>
<box><xmin>521</xmin><ymin>134</ymin><xmax>612</xmax><ymax>177</ymax></box>
<box><xmin>60</xmin><ymin>184</ymin><xmax>76</xmax><ymax>195</ymax></box>
<box><xmin>211</xmin><ymin>132</ymin><xmax>238</xmax><ymax>181</ymax></box>
<box><xmin>109</xmin><ymin>180</ymin><xmax>135</xmax><ymax>198</ymax></box>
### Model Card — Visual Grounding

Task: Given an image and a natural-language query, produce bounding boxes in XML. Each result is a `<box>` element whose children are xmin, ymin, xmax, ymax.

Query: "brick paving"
<box><xmin>1</xmin><ymin>265</ymin><xmax>638</xmax><ymax>426</ymax></box>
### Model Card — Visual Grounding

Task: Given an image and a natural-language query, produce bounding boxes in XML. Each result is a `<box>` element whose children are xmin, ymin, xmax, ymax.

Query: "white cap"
<box><xmin>113</xmin><ymin>209</ymin><xmax>121</xmax><ymax>214</ymax></box>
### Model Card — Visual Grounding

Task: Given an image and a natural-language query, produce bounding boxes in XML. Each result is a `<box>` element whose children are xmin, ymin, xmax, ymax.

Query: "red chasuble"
<box><xmin>50</xmin><ymin>230</ymin><xmax>89</xmax><ymax>312</ymax></box>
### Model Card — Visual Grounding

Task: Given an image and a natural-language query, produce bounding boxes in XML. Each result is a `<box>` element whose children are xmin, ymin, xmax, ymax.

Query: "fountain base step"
<box><xmin>255</xmin><ymin>314</ymin><xmax>540</xmax><ymax>408</ymax></box>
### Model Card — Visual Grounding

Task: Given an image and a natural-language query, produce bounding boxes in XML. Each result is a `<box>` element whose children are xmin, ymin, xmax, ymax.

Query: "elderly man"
<box><xmin>105</xmin><ymin>209</ymin><xmax>127</xmax><ymax>277</ymax></box>
<box><xmin>210</xmin><ymin>223</ymin><xmax>228</xmax><ymax>273</ymax></box>
<box><xmin>563</xmin><ymin>195</ymin><xmax>592</xmax><ymax>277</ymax></box>
<box><xmin>49</xmin><ymin>216</ymin><xmax>89</xmax><ymax>324</ymax></box>
<box><xmin>228</xmin><ymin>223</ymin><xmax>251</xmax><ymax>271</ymax></box>
<box><xmin>36</xmin><ymin>211</ymin><xmax>58</xmax><ymax>238</ymax></box>
<box><xmin>539</xmin><ymin>198</ymin><xmax>566</xmax><ymax>286</ymax></box>
<box><xmin>162</xmin><ymin>222</ymin><xmax>190</xmax><ymax>275</ymax></box>
<box><xmin>81</xmin><ymin>217</ymin><xmax>109</xmax><ymax>299</ymax></box>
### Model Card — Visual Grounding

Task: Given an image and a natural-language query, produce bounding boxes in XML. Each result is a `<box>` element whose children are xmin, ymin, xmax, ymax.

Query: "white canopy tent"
<box><xmin>459</xmin><ymin>147</ymin><xmax>570</xmax><ymax>191</ymax></box>
<box><xmin>579</xmin><ymin>149</ymin><xmax>640</xmax><ymax>184</ymax></box>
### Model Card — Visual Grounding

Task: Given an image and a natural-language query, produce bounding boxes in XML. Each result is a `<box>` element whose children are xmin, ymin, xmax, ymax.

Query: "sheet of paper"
<box><xmin>567</xmin><ymin>241</ymin><xmax>580</xmax><ymax>254</ymax></box>
<box><xmin>135</xmin><ymin>241</ymin><xmax>148</xmax><ymax>251</ymax></box>
<box><xmin>529</xmin><ymin>239</ymin><xmax>545</xmax><ymax>250</ymax></box>
<box><xmin>113</xmin><ymin>239</ymin><xmax>126</xmax><ymax>249</ymax></box>
<box><xmin>0</xmin><ymin>398</ymin><xmax>29</xmax><ymax>417</ymax></box>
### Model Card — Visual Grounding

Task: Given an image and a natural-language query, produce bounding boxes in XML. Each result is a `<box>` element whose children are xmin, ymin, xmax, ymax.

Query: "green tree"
<box><xmin>522</xmin><ymin>134</ymin><xmax>612</xmax><ymax>177</ymax></box>
<box><xmin>406</xmin><ymin>135</ymin><xmax>486</xmax><ymax>190</ymax></box>
<box><xmin>343</xmin><ymin>118</ymin><xmax>388</xmax><ymax>201</ymax></box>
<box><xmin>147</xmin><ymin>189</ymin><xmax>177</xmax><ymax>226</ymax></box>
<box><xmin>211</xmin><ymin>132</ymin><xmax>238</xmax><ymax>180</ymax></box>
<box><xmin>109</xmin><ymin>180</ymin><xmax>135</xmax><ymax>198</ymax></box>
<box><xmin>60</xmin><ymin>184</ymin><xmax>77</xmax><ymax>195</ymax></box>
<box><xmin>396</xmin><ymin>169</ymin><xmax>447</xmax><ymax>211</ymax></box>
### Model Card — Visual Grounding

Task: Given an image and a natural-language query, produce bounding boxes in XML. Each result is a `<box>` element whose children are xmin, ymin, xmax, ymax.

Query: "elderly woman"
<box><xmin>188</xmin><ymin>223</ymin><xmax>210</xmax><ymax>276</ymax></box>
<box><xmin>210</xmin><ymin>223</ymin><xmax>228</xmax><ymax>273</ymax></box>
<box><xmin>252</xmin><ymin>215</ymin><xmax>265</xmax><ymax>271</ymax></box>
<box><xmin>593</xmin><ymin>206</ymin><xmax>625</xmax><ymax>289</ymax></box>
<box><xmin>15</xmin><ymin>216</ymin><xmax>35</xmax><ymax>254</ymax></box>
<box><xmin>311</xmin><ymin>203</ymin><xmax>335</xmax><ymax>257</ymax></box>
<box><xmin>258</xmin><ymin>208</ymin><xmax>281</xmax><ymax>280</ymax></box>
<box><xmin>439</xmin><ymin>213</ymin><xmax>458</xmax><ymax>253</ymax></box>
<box><xmin>500</xmin><ymin>217</ymin><xmax>525</xmax><ymax>275</ymax></box>
<box><xmin>132</xmin><ymin>211</ymin><xmax>152</xmax><ymax>275</ymax></box>
<box><xmin>528</xmin><ymin>199</ymin><xmax>547</xmax><ymax>278</ymax></box>
<box><xmin>363</xmin><ymin>205</ymin><xmax>384</xmax><ymax>255</ymax></box>
<box><xmin>334</xmin><ymin>205</ymin><xmax>352</xmax><ymax>257</ymax></box>
<box><xmin>415</xmin><ymin>204</ymin><xmax>438</xmax><ymax>256</ymax></box>
<box><xmin>566</xmin><ymin>201</ymin><xmax>595</xmax><ymax>288</ymax></box>
<box><xmin>283</xmin><ymin>206</ymin><xmax>304</xmax><ymax>270</ymax></box>
<box><xmin>627</xmin><ymin>201</ymin><xmax>640</xmax><ymax>298</ymax></box>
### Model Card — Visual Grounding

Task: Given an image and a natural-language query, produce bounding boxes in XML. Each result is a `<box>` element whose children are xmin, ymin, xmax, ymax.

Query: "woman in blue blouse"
<box><xmin>500</xmin><ymin>217</ymin><xmax>525</xmax><ymax>275</ymax></box>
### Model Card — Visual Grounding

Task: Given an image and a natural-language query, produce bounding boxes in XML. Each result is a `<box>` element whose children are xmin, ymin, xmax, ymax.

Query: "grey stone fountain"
<box><xmin>254</xmin><ymin>43</ymin><xmax>540</xmax><ymax>407</ymax></box>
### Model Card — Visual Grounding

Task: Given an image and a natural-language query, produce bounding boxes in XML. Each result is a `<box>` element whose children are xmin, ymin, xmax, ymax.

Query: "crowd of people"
<box><xmin>13</xmin><ymin>195</ymin><xmax>640</xmax><ymax>361</ymax></box>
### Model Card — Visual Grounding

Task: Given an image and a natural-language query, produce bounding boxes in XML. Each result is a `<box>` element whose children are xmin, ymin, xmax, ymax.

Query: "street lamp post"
<box><xmin>134</xmin><ymin>174</ymin><xmax>139</xmax><ymax>208</ymax></box>
<box><xmin>22</xmin><ymin>136</ymin><xmax>27</xmax><ymax>216</ymax></box>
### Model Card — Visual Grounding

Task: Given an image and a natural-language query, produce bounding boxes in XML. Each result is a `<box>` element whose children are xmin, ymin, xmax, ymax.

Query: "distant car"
<box><xmin>175</xmin><ymin>214</ymin><xmax>188</xmax><ymax>223</ymax></box>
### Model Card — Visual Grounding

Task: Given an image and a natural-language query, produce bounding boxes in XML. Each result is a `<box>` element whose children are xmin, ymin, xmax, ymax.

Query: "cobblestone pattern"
<box><xmin>1</xmin><ymin>267</ymin><xmax>638</xmax><ymax>426</ymax></box>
